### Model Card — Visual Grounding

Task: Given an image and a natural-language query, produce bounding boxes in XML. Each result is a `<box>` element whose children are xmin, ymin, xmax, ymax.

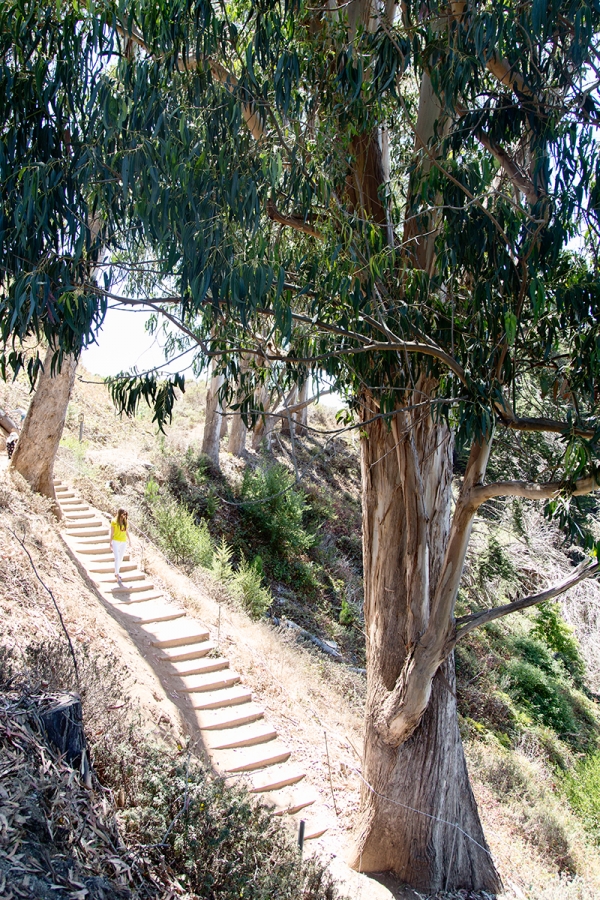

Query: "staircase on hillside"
<box><xmin>55</xmin><ymin>481</ymin><xmax>328</xmax><ymax>839</ymax></box>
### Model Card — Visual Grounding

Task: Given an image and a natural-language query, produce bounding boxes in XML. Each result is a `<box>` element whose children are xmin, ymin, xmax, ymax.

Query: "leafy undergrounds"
<box><xmin>4</xmin><ymin>370</ymin><xmax>600</xmax><ymax>897</ymax></box>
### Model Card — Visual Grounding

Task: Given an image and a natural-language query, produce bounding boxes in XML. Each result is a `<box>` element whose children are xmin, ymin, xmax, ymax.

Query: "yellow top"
<box><xmin>111</xmin><ymin>518</ymin><xmax>128</xmax><ymax>542</ymax></box>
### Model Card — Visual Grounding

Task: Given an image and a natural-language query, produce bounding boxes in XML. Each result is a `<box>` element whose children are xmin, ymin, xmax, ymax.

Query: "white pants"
<box><xmin>112</xmin><ymin>540</ymin><xmax>127</xmax><ymax>575</ymax></box>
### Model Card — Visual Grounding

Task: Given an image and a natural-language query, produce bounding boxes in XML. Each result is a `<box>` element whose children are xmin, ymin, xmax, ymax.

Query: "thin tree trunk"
<box><xmin>228</xmin><ymin>411</ymin><xmax>247</xmax><ymax>456</ymax></box>
<box><xmin>202</xmin><ymin>365</ymin><xmax>224</xmax><ymax>467</ymax></box>
<box><xmin>281</xmin><ymin>386</ymin><xmax>297</xmax><ymax>437</ymax></box>
<box><xmin>228</xmin><ymin>358</ymin><xmax>249</xmax><ymax>456</ymax></box>
<box><xmin>349</xmin><ymin>390</ymin><xmax>500</xmax><ymax>891</ymax></box>
<box><xmin>294</xmin><ymin>380</ymin><xmax>309</xmax><ymax>436</ymax></box>
<box><xmin>11</xmin><ymin>346</ymin><xmax>77</xmax><ymax>505</ymax></box>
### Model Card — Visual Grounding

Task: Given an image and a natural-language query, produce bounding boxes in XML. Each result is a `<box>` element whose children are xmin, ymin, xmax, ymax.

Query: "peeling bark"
<box><xmin>349</xmin><ymin>390</ymin><xmax>500</xmax><ymax>891</ymax></box>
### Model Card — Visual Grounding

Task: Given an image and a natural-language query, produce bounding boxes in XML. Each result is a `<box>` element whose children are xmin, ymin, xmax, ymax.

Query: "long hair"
<box><xmin>116</xmin><ymin>508</ymin><xmax>128</xmax><ymax>531</ymax></box>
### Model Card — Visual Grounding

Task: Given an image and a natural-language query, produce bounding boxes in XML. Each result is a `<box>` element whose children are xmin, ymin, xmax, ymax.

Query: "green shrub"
<box><xmin>507</xmin><ymin>658</ymin><xmax>577</xmax><ymax>736</ymax></box>
<box><xmin>478</xmin><ymin>535</ymin><xmax>518</xmax><ymax>588</ymax></box>
<box><xmin>230</xmin><ymin>555</ymin><xmax>272</xmax><ymax>619</ymax></box>
<box><xmin>111</xmin><ymin>740</ymin><xmax>341</xmax><ymax>900</ymax></box>
<box><xmin>153</xmin><ymin>499</ymin><xmax>213</xmax><ymax>568</ymax></box>
<box><xmin>211</xmin><ymin>536</ymin><xmax>234</xmax><ymax>582</ymax></box>
<box><xmin>564</xmin><ymin>751</ymin><xmax>600</xmax><ymax>842</ymax></box>
<box><xmin>532</xmin><ymin>602</ymin><xmax>586</xmax><ymax>685</ymax></box>
<box><xmin>241</xmin><ymin>463</ymin><xmax>314</xmax><ymax>554</ymax></box>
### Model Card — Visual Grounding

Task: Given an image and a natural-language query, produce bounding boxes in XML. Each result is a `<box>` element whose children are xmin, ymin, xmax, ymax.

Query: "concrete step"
<box><xmin>262</xmin><ymin>786</ymin><xmax>318</xmax><ymax>816</ymax></box>
<box><xmin>204</xmin><ymin>720</ymin><xmax>277</xmax><ymax>751</ymax></box>
<box><xmin>249</xmin><ymin>764</ymin><xmax>306</xmax><ymax>794</ymax></box>
<box><xmin>88</xmin><ymin>563</ymin><xmax>136</xmax><ymax>574</ymax></box>
<box><xmin>66</xmin><ymin>520</ymin><xmax>104</xmax><ymax>530</ymax></box>
<box><xmin>195</xmin><ymin>701</ymin><xmax>265</xmax><ymax>732</ymax></box>
<box><xmin>163</xmin><ymin>657</ymin><xmax>230</xmax><ymax>677</ymax></box>
<box><xmin>190</xmin><ymin>686</ymin><xmax>252</xmax><ymax>710</ymax></box>
<box><xmin>289</xmin><ymin>812</ymin><xmax>328</xmax><ymax>841</ymax></box>
<box><xmin>157</xmin><ymin>641</ymin><xmax>216</xmax><ymax>663</ymax></box>
<box><xmin>213</xmin><ymin>741</ymin><xmax>291</xmax><ymax>774</ymax></box>
<box><xmin>107</xmin><ymin>590</ymin><xmax>164</xmax><ymax>604</ymax></box>
<box><xmin>177</xmin><ymin>670</ymin><xmax>241</xmax><ymax>694</ymax></box>
<box><xmin>145</xmin><ymin>619</ymin><xmax>210</xmax><ymax>649</ymax></box>
<box><xmin>66</xmin><ymin>527</ymin><xmax>106</xmax><ymax>537</ymax></box>
<box><xmin>115</xmin><ymin>602</ymin><xmax>185</xmax><ymax>626</ymax></box>
<box><xmin>106</xmin><ymin>580</ymin><xmax>156</xmax><ymax>594</ymax></box>
<box><xmin>96</xmin><ymin>571</ymin><xmax>146</xmax><ymax>584</ymax></box>
<box><xmin>56</xmin><ymin>491</ymin><xmax>75</xmax><ymax>498</ymax></box>
<box><xmin>64</xmin><ymin>511</ymin><xmax>96</xmax><ymax>520</ymax></box>
<box><xmin>73</xmin><ymin>544</ymin><xmax>113</xmax><ymax>553</ymax></box>
<box><xmin>60</xmin><ymin>502</ymin><xmax>89</xmax><ymax>509</ymax></box>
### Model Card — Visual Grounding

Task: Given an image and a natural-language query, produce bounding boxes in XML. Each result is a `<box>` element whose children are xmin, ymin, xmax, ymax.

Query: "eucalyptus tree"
<box><xmin>0</xmin><ymin>2</ymin><xmax>115</xmax><ymax>497</ymax></box>
<box><xmin>4</xmin><ymin>0</ymin><xmax>600</xmax><ymax>892</ymax></box>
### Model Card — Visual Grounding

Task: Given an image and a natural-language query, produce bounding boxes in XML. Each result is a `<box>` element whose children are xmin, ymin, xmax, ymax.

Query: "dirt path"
<box><xmin>55</xmin><ymin>480</ymin><xmax>414</xmax><ymax>900</ymax></box>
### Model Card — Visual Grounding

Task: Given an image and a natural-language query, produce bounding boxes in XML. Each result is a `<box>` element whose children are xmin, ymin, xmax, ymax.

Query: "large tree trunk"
<box><xmin>201</xmin><ymin>364</ymin><xmax>224</xmax><ymax>467</ymax></box>
<box><xmin>11</xmin><ymin>346</ymin><xmax>77</xmax><ymax>504</ymax></box>
<box><xmin>349</xmin><ymin>390</ymin><xmax>500</xmax><ymax>891</ymax></box>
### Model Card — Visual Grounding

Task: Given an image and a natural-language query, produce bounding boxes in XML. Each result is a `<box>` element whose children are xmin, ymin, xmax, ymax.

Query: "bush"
<box><xmin>230</xmin><ymin>555</ymin><xmax>272</xmax><ymax>619</ymax></box>
<box><xmin>564</xmin><ymin>751</ymin><xmax>600</xmax><ymax>843</ymax></box>
<box><xmin>241</xmin><ymin>463</ymin><xmax>314</xmax><ymax>554</ymax></box>
<box><xmin>532</xmin><ymin>602</ymin><xmax>586</xmax><ymax>685</ymax></box>
<box><xmin>507</xmin><ymin>658</ymin><xmax>577</xmax><ymax>736</ymax></box>
<box><xmin>211</xmin><ymin>535</ymin><xmax>234</xmax><ymax>582</ymax></box>
<box><xmin>153</xmin><ymin>499</ymin><xmax>214</xmax><ymax>568</ymax></box>
<box><xmin>106</xmin><ymin>739</ymin><xmax>342</xmax><ymax>900</ymax></box>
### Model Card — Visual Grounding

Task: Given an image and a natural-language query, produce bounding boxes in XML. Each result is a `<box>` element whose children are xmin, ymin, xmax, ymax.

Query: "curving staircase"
<box><xmin>55</xmin><ymin>480</ymin><xmax>328</xmax><ymax>840</ymax></box>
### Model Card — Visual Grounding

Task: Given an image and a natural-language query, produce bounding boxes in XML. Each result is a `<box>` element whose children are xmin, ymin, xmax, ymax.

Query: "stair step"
<box><xmin>249</xmin><ymin>764</ymin><xmax>306</xmax><ymax>794</ymax></box>
<box><xmin>97</xmin><ymin>572</ymin><xmax>146</xmax><ymax>584</ymax></box>
<box><xmin>73</xmin><ymin>544</ymin><xmax>113</xmax><ymax>553</ymax></box>
<box><xmin>213</xmin><ymin>741</ymin><xmax>291</xmax><ymax>774</ymax></box>
<box><xmin>65</xmin><ymin>519</ymin><xmax>103</xmax><ymax>529</ymax></box>
<box><xmin>88</xmin><ymin>563</ymin><xmax>136</xmax><ymax>574</ymax></box>
<box><xmin>115</xmin><ymin>602</ymin><xmax>185</xmax><ymax>626</ymax></box>
<box><xmin>106</xmin><ymin>580</ymin><xmax>155</xmax><ymax>594</ymax></box>
<box><xmin>109</xmin><ymin>591</ymin><xmax>164</xmax><ymax>604</ymax></box>
<box><xmin>289</xmin><ymin>813</ymin><xmax>328</xmax><ymax>841</ymax></box>
<box><xmin>158</xmin><ymin>641</ymin><xmax>215</xmax><ymax>662</ymax></box>
<box><xmin>262</xmin><ymin>786</ymin><xmax>318</xmax><ymax>816</ymax></box>
<box><xmin>190</xmin><ymin>686</ymin><xmax>252</xmax><ymax>710</ymax></box>
<box><xmin>163</xmin><ymin>657</ymin><xmax>229</xmax><ymax>677</ymax></box>
<box><xmin>60</xmin><ymin>502</ymin><xmax>89</xmax><ymax>509</ymax></box>
<box><xmin>66</xmin><ymin>528</ymin><xmax>106</xmax><ymax>537</ymax></box>
<box><xmin>56</xmin><ymin>491</ymin><xmax>75</xmax><ymax>498</ymax></box>
<box><xmin>177</xmin><ymin>670</ymin><xmax>241</xmax><ymax>694</ymax></box>
<box><xmin>146</xmin><ymin>620</ymin><xmax>210</xmax><ymax>648</ymax></box>
<box><xmin>204</xmin><ymin>720</ymin><xmax>277</xmax><ymax>750</ymax></box>
<box><xmin>64</xmin><ymin>512</ymin><xmax>96</xmax><ymax>520</ymax></box>
<box><xmin>195</xmin><ymin>701</ymin><xmax>264</xmax><ymax>732</ymax></box>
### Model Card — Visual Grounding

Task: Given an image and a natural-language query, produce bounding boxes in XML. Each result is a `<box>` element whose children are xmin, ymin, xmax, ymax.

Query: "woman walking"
<box><xmin>110</xmin><ymin>508</ymin><xmax>131</xmax><ymax>588</ymax></box>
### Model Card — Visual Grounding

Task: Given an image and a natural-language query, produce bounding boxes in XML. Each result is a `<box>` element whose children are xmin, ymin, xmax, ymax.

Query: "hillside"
<box><xmin>2</xmin><ymin>368</ymin><xmax>600</xmax><ymax>899</ymax></box>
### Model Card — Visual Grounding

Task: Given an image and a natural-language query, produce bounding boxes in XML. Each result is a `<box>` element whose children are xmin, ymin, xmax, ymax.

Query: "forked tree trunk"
<box><xmin>11</xmin><ymin>346</ymin><xmax>77</xmax><ymax>504</ymax></box>
<box><xmin>202</xmin><ymin>365</ymin><xmax>224</xmax><ymax>467</ymax></box>
<box><xmin>349</xmin><ymin>390</ymin><xmax>500</xmax><ymax>891</ymax></box>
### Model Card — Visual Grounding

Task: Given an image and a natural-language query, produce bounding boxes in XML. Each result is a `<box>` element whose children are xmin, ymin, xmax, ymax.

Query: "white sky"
<box><xmin>80</xmin><ymin>304</ymin><xmax>343</xmax><ymax>409</ymax></box>
<box><xmin>81</xmin><ymin>304</ymin><xmax>197</xmax><ymax>377</ymax></box>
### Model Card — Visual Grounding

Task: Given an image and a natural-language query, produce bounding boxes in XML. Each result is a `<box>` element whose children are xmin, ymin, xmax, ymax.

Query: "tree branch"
<box><xmin>470</xmin><ymin>473</ymin><xmax>600</xmax><ymax>507</ymax></box>
<box><xmin>475</xmin><ymin>131</ymin><xmax>540</xmax><ymax>205</ymax></box>
<box><xmin>266</xmin><ymin>199</ymin><xmax>324</xmax><ymax>239</ymax></box>
<box><xmin>500</xmin><ymin>414</ymin><xmax>596</xmax><ymax>440</ymax></box>
<box><xmin>453</xmin><ymin>560</ymin><xmax>599</xmax><ymax>642</ymax></box>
